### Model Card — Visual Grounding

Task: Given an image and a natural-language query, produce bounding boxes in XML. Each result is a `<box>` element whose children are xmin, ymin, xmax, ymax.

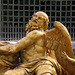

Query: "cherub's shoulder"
<box><xmin>26</xmin><ymin>30</ymin><xmax>44</xmax><ymax>38</ymax></box>
<box><xmin>29</xmin><ymin>30</ymin><xmax>44</xmax><ymax>35</ymax></box>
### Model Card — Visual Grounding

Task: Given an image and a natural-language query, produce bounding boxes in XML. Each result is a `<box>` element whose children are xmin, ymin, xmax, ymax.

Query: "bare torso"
<box><xmin>21</xmin><ymin>31</ymin><xmax>47</xmax><ymax>62</ymax></box>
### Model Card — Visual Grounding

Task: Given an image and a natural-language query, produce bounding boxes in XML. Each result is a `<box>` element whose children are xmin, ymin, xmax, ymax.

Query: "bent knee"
<box><xmin>4</xmin><ymin>70</ymin><xmax>16</xmax><ymax>75</ymax></box>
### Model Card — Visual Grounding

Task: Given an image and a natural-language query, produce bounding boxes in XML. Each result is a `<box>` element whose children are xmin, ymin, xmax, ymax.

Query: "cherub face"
<box><xmin>25</xmin><ymin>11</ymin><xmax>49</xmax><ymax>33</ymax></box>
<box><xmin>31</xmin><ymin>12</ymin><xmax>49</xmax><ymax>30</ymax></box>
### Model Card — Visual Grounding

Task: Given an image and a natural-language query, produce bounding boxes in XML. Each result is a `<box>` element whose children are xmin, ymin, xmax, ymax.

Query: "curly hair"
<box><xmin>25</xmin><ymin>12</ymin><xmax>49</xmax><ymax>34</ymax></box>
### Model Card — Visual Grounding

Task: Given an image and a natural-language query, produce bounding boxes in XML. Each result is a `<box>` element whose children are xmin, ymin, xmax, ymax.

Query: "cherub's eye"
<box><xmin>38</xmin><ymin>17</ymin><xmax>43</xmax><ymax>20</ymax></box>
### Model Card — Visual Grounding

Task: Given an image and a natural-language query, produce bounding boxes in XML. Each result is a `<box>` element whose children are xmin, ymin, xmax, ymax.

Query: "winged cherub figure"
<box><xmin>4</xmin><ymin>21</ymin><xmax>75</xmax><ymax>75</ymax></box>
<box><xmin>0</xmin><ymin>11</ymin><xmax>74</xmax><ymax>75</ymax></box>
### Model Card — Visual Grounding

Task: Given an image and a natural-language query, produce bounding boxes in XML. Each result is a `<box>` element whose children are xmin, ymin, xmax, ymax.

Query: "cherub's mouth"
<box><xmin>33</xmin><ymin>20</ymin><xmax>37</xmax><ymax>23</ymax></box>
<box><xmin>32</xmin><ymin>19</ymin><xmax>38</xmax><ymax>24</ymax></box>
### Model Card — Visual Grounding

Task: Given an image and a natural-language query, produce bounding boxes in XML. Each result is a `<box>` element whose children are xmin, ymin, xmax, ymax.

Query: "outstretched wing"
<box><xmin>45</xmin><ymin>21</ymin><xmax>75</xmax><ymax>74</ymax></box>
<box><xmin>45</xmin><ymin>21</ymin><xmax>74</xmax><ymax>57</ymax></box>
<box><xmin>61</xmin><ymin>51</ymin><xmax>75</xmax><ymax>74</ymax></box>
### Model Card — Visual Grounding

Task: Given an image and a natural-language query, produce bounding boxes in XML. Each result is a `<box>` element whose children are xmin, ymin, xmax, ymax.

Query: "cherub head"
<box><xmin>25</xmin><ymin>11</ymin><xmax>49</xmax><ymax>34</ymax></box>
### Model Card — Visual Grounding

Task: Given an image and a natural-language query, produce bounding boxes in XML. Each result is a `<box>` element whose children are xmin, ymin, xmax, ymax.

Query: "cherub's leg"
<box><xmin>35</xmin><ymin>64</ymin><xmax>57</xmax><ymax>75</ymax></box>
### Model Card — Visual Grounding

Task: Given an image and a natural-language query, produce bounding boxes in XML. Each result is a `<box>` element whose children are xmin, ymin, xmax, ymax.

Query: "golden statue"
<box><xmin>4</xmin><ymin>11</ymin><xmax>61</xmax><ymax>75</ymax></box>
<box><xmin>0</xmin><ymin>11</ymin><xmax>74</xmax><ymax>75</ymax></box>
<box><xmin>4</xmin><ymin>21</ymin><xmax>75</xmax><ymax>75</ymax></box>
<box><xmin>0</xmin><ymin>11</ymin><xmax>53</xmax><ymax>75</ymax></box>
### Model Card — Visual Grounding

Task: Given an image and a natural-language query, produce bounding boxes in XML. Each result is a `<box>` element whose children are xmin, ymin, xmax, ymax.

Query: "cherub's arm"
<box><xmin>0</xmin><ymin>30</ymin><xmax>43</xmax><ymax>54</ymax></box>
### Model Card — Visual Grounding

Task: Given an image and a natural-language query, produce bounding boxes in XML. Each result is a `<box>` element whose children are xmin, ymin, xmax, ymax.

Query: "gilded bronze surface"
<box><xmin>0</xmin><ymin>11</ymin><xmax>74</xmax><ymax>75</ymax></box>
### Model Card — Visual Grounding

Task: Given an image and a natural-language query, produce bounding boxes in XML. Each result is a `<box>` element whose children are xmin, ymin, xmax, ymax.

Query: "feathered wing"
<box><xmin>45</xmin><ymin>21</ymin><xmax>75</xmax><ymax>74</ymax></box>
<box><xmin>61</xmin><ymin>51</ymin><xmax>75</xmax><ymax>65</ymax></box>
<box><xmin>61</xmin><ymin>51</ymin><xmax>75</xmax><ymax>74</ymax></box>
